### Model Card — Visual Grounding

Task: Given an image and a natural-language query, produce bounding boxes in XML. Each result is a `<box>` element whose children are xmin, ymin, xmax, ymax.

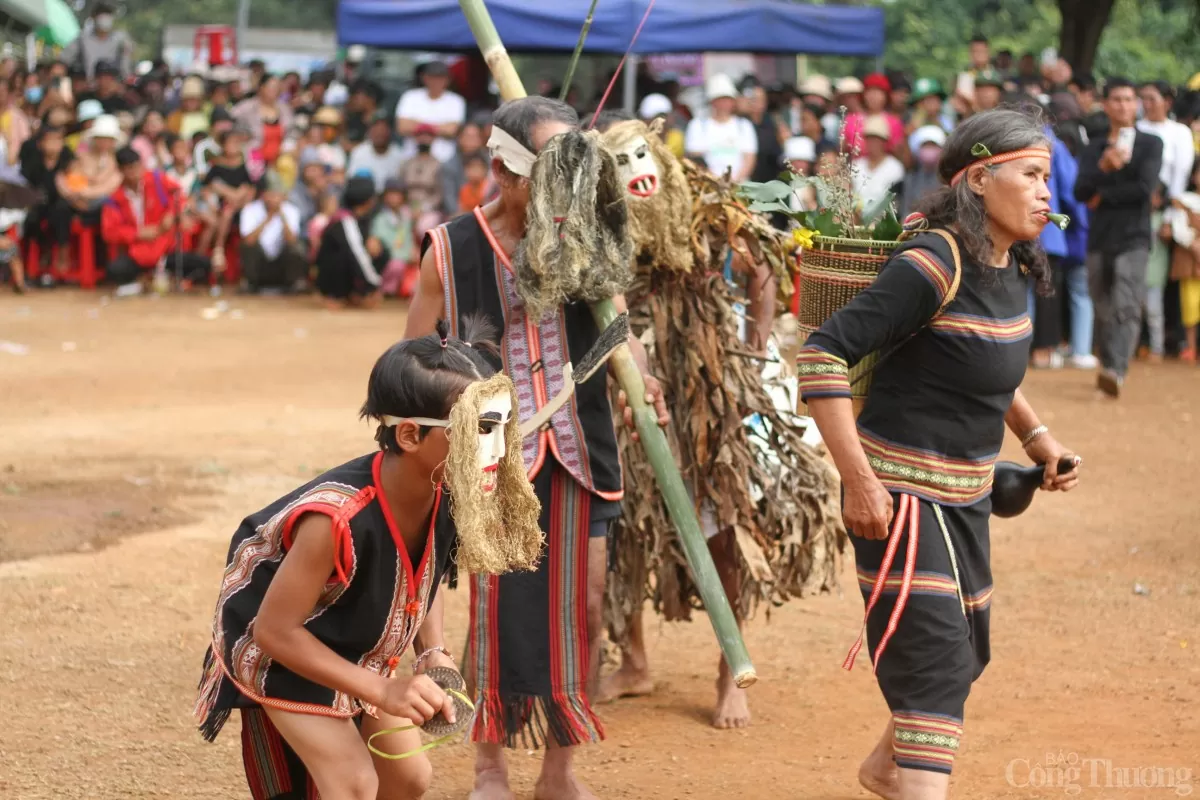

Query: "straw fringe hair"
<box><xmin>513</xmin><ymin>130</ymin><xmax>634</xmax><ymax>320</ymax></box>
<box><xmin>601</xmin><ymin>119</ymin><xmax>694</xmax><ymax>273</ymax></box>
<box><xmin>444</xmin><ymin>373</ymin><xmax>544</xmax><ymax>575</ymax></box>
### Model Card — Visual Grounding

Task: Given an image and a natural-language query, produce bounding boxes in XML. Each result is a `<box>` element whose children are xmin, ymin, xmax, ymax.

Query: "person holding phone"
<box><xmin>1074</xmin><ymin>77</ymin><xmax>1164</xmax><ymax>398</ymax></box>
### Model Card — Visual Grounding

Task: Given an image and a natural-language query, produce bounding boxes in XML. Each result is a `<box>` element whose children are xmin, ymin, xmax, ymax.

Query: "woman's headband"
<box><xmin>949</xmin><ymin>143</ymin><xmax>1051</xmax><ymax>187</ymax></box>
<box><xmin>487</xmin><ymin>126</ymin><xmax>537</xmax><ymax>178</ymax></box>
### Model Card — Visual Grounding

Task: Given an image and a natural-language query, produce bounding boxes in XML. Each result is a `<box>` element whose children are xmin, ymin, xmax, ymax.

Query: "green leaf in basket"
<box><xmin>860</xmin><ymin>191</ymin><xmax>896</xmax><ymax>227</ymax></box>
<box><xmin>872</xmin><ymin>208</ymin><xmax>903</xmax><ymax>241</ymax></box>
<box><xmin>736</xmin><ymin>180</ymin><xmax>793</xmax><ymax>204</ymax></box>
<box><xmin>810</xmin><ymin>208</ymin><xmax>839</xmax><ymax>237</ymax></box>
<box><xmin>747</xmin><ymin>200</ymin><xmax>793</xmax><ymax>215</ymax></box>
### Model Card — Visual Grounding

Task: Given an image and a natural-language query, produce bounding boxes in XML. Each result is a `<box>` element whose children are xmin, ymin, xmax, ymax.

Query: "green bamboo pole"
<box><xmin>457</xmin><ymin>0</ymin><xmax>756</xmax><ymax>688</ymax></box>
<box><xmin>559</xmin><ymin>0</ymin><xmax>600</xmax><ymax>102</ymax></box>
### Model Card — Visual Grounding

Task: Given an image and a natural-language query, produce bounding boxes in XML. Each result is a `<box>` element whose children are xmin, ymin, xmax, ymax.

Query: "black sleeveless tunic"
<box><xmin>194</xmin><ymin>452</ymin><xmax>456</xmax><ymax>741</ymax></box>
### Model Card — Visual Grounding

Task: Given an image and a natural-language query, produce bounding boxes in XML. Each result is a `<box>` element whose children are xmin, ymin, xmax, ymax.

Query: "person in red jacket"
<box><xmin>102</xmin><ymin>146</ymin><xmax>210</xmax><ymax>291</ymax></box>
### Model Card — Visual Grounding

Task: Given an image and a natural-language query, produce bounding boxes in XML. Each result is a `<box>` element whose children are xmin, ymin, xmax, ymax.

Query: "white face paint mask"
<box><xmin>612</xmin><ymin>134</ymin><xmax>660</xmax><ymax>199</ymax></box>
<box><xmin>476</xmin><ymin>391</ymin><xmax>512</xmax><ymax>494</ymax></box>
<box><xmin>94</xmin><ymin>14</ymin><xmax>114</xmax><ymax>32</ymax></box>
<box><xmin>381</xmin><ymin>389</ymin><xmax>513</xmax><ymax>494</ymax></box>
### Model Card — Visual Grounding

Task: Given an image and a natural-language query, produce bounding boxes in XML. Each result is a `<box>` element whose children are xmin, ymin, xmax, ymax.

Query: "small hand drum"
<box><xmin>420</xmin><ymin>666</ymin><xmax>472</xmax><ymax>737</ymax></box>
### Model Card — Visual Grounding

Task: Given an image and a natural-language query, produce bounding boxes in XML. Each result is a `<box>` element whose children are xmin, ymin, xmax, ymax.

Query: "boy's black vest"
<box><xmin>424</xmin><ymin>210</ymin><xmax>622</xmax><ymax>498</ymax></box>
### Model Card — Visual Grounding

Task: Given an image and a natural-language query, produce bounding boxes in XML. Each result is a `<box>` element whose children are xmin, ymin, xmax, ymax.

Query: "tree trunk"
<box><xmin>1058</xmin><ymin>0</ymin><xmax>1117</xmax><ymax>76</ymax></box>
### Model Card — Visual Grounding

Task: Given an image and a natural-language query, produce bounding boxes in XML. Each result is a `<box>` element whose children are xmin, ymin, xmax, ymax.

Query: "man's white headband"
<box><xmin>487</xmin><ymin>127</ymin><xmax>537</xmax><ymax>178</ymax></box>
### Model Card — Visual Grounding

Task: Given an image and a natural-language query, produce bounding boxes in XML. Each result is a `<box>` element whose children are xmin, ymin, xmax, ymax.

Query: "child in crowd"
<box><xmin>307</xmin><ymin>188</ymin><xmax>340</xmax><ymax>264</ymax></box>
<box><xmin>195</xmin><ymin>126</ymin><xmax>257</xmax><ymax>273</ymax></box>
<box><xmin>1169</xmin><ymin>162</ymin><xmax>1200</xmax><ymax>363</ymax></box>
<box><xmin>1142</xmin><ymin>181</ymin><xmax>1172</xmax><ymax>363</ymax></box>
<box><xmin>456</xmin><ymin>152</ymin><xmax>493</xmax><ymax>214</ymax></box>
<box><xmin>370</xmin><ymin>178</ymin><xmax>416</xmax><ymax>297</ymax></box>
<box><xmin>165</xmin><ymin>134</ymin><xmax>198</xmax><ymax>197</ymax></box>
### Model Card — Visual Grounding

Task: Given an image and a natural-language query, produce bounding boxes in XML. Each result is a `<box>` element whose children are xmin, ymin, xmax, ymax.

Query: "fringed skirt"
<box><xmin>468</xmin><ymin>462</ymin><xmax>605</xmax><ymax>749</ymax></box>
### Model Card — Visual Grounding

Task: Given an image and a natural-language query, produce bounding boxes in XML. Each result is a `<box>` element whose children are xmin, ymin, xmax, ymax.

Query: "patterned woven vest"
<box><xmin>424</xmin><ymin>208</ymin><xmax>623</xmax><ymax>499</ymax></box>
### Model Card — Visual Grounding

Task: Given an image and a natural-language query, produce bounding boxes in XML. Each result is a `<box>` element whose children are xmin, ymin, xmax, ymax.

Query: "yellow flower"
<box><xmin>792</xmin><ymin>227</ymin><xmax>817</xmax><ymax>249</ymax></box>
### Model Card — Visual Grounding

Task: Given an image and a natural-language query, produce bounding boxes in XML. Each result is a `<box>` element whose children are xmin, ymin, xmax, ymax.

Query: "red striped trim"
<box><xmin>240</xmin><ymin>708</ymin><xmax>296</xmax><ymax>800</ymax></box>
<box><xmin>892</xmin><ymin>710</ymin><xmax>963</xmax><ymax>774</ymax></box>
<box><xmin>859</xmin><ymin>427</ymin><xmax>994</xmax><ymax>506</ymax></box>
<box><xmin>474</xmin><ymin>206</ymin><xmax>514</xmax><ymax>274</ymax></box>
<box><xmin>548</xmin><ymin>470</ymin><xmax>603</xmax><ymax>742</ymax></box>
<box><xmin>928</xmin><ymin>311</ymin><xmax>1033</xmax><ymax>342</ymax></box>
<box><xmin>795</xmin><ymin>346</ymin><xmax>851</xmax><ymax>398</ymax></box>
<box><xmin>855</xmin><ymin>569</ymin><xmax>959</xmax><ymax>597</ymax></box>
<box><xmin>964</xmin><ymin>585</ymin><xmax>993</xmax><ymax>611</ymax></box>
<box><xmin>898</xmin><ymin>249</ymin><xmax>954</xmax><ymax>303</ymax></box>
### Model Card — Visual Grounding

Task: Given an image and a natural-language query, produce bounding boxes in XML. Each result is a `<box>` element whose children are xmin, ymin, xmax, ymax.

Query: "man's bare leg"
<box><xmin>858</xmin><ymin>719</ymin><xmax>900</xmax><ymax>800</ymax></box>
<box><xmin>710</xmin><ymin>527</ymin><xmax>750</xmax><ymax>729</ymax></box>
<box><xmin>596</xmin><ymin>603</ymin><xmax>653</xmax><ymax>703</ymax></box>
<box><xmin>470</xmin><ymin>744</ymin><xmax>514</xmax><ymax>800</ymax></box>
<box><xmin>534</xmin><ymin>745</ymin><xmax>598</xmax><ymax>800</ymax></box>
<box><xmin>534</xmin><ymin>535</ymin><xmax>609</xmax><ymax>799</ymax></box>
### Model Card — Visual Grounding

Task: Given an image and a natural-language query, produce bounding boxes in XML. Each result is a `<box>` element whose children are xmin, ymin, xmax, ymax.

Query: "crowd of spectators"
<box><xmin>2</xmin><ymin>17</ymin><xmax>1198</xmax><ymax>387</ymax></box>
<box><xmin>0</xmin><ymin>7</ymin><xmax>499</xmax><ymax>307</ymax></box>
<box><xmin>656</xmin><ymin>35</ymin><xmax>1200</xmax><ymax>393</ymax></box>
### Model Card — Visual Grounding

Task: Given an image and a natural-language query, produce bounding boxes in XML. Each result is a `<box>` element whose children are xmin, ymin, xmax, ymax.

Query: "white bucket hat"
<box><xmin>784</xmin><ymin>136</ymin><xmax>816</xmax><ymax>163</ymax></box>
<box><xmin>909</xmin><ymin>124</ymin><xmax>947</xmax><ymax>153</ymax></box>
<box><xmin>638</xmin><ymin>93</ymin><xmax>673</xmax><ymax>120</ymax></box>
<box><xmin>705</xmin><ymin>73</ymin><xmax>738</xmax><ymax>102</ymax></box>
<box><xmin>84</xmin><ymin>114</ymin><xmax>123</xmax><ymax>142</ymax></box>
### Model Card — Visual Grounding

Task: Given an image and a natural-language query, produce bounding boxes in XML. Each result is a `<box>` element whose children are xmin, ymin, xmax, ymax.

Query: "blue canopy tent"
<box><xmin>336</xmin><ymin>0</ymin><xmax>885</xmax><ymax>57</ymax></box>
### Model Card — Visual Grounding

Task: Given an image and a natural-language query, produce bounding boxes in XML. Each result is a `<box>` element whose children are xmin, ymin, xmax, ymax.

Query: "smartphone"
<box><xmin>1040</xmin><ymin>47</ymin><xmax>1058</xmax><ymax>68</ymax></box>
<box><xmin>955</xmin><ymin>72</ymin><xmax>975</xmax><ymax>100</ymax></box>
<box><xmin>1116</xmin><ymin>126</ymin><xmax>1136</xmax><ymax>158</ymax></box>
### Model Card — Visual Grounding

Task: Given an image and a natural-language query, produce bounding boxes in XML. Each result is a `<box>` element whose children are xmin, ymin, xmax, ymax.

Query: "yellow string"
<box><xmin>365</xmin><ymin>688</ymin><xmax>476</xmax><ymax>761</ymax></box>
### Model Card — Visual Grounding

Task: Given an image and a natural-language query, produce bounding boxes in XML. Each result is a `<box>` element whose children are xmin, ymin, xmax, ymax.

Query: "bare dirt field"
<box><xmin>1</xmin><ymin>291</ymin><xmax>1198</xmax><ymax>800</ymax></box>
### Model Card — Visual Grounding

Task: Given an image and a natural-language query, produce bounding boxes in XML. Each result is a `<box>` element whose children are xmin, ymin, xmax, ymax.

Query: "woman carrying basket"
<box><xmin>796</xmin><ymin>109</ymin><xmax>1083</xmax><ymax>800</ymax></box>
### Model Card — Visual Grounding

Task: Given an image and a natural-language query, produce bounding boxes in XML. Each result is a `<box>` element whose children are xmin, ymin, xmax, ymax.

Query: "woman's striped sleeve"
<box><xmin>795</xmin><ymin>346</ymin><xmax>851</xmax><ymax>399</ymax></box>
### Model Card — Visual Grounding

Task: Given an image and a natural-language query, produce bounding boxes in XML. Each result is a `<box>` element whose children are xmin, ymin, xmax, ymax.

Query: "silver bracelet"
<box><xmin>1021</xmin><ymin>424</ymin><xmax>1048</xmax><ymax>448</ymax></box>
<box><xmin>412</xmin><ymin>645</ymin><xmax>452</xmax><ymax>675</ymax></box>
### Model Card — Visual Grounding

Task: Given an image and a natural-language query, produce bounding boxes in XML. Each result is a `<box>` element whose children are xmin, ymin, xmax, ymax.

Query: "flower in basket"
<box><xmin>735</xmin><ymin>168</ymin><xmax>904</xmax><ymax>244</ymax></box>
<box><xmin>792</xmin><ymin>227</ymin><xmax>817</xmax><ymax>250</ymax></box>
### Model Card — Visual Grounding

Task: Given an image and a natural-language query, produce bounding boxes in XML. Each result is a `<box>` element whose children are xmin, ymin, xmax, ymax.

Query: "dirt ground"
<box><xmin>1</xmin><ymin>291</ymin><xmax>1198</xmax><ymax>800</ymax></box>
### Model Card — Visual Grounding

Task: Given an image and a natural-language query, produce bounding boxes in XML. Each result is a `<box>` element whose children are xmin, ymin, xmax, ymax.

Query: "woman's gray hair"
<box><xmin>916</xmin><ymin>106</ymin><xmax>1053</xmax><ymax>296</ymax></box>
<box><xmin>490</xmin><ymin>96</ymin><xmax>580</xmax><ymax>154</ymax></box>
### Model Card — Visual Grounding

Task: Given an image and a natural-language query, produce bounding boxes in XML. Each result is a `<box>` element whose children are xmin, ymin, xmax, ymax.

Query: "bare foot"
<box><xmin>469</xmin><ymin>766</ymin><xmax>515</xmax><ymax>800</ymax></box>
<box><xmin>711</xmin><ymin>675</ymin><xmax>751</xmax><ymax>729</ymax></box>
<box><xmin>595</xmin><ymin>661</ymin><xmax>654</xmax><ymax>704</ymax></box>
<box><xmin>533</xmin><ymin>774</ymin><xmax>599</xmax><ymax>800</ymax></box>
<box><xmin>857</xmin><ymin>754</ymin><xmax>901</xmax><ymax>800</ymax></box>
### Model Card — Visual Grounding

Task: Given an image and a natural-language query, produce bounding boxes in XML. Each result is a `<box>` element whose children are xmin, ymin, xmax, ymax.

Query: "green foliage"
<box><xmin>800</xmin><ymin>0</ymin><xmax>1199</xmax><ymax>85</ymax></box>
<box><xmin>736</xmin><ymin>174</ymin><xmax>902</xmax><ymax>241</ymax></box>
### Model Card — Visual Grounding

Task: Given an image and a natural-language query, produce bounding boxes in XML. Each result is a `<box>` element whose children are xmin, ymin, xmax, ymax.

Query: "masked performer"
<box><xmin>593</xmin><ymin>116</ymin><xmax>845</xmax><ymax>728</ymax></box>
<box><xmin>405</xmin><ymin>96</ymin><xmax>668</xmax><ymax>800</ymax></box>
<box><xmin>194</xmin><ymin>317</ymin><xmax>544</xmax><ymax>800</ymax></box>
<box><xmin>797</xmin><ymin>109</ymin><xmax>1082</xmax><ymax>800</ymax></box>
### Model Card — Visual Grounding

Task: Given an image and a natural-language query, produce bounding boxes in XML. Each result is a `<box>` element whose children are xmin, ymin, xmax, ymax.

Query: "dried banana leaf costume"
<box><xmin>599</xmin><ymin>120</ymin><xmax>845</xmax><ymax>641</ymax></box>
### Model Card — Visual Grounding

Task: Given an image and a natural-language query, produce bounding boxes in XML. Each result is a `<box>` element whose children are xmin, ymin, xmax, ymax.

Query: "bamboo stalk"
<box><xmin>590</xmin><ymin>298</ymin><xmax>756</xmax><ymax>687</ymax></box>
<box><xmin>559</xmin><ymin>0</ymin><xmax>600</xmax><ymax>102</ymax></box>
<box><xmin>454</xmin><ymin>0</ymin><xmax>756</xmax><ymax>688</ymax></box>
